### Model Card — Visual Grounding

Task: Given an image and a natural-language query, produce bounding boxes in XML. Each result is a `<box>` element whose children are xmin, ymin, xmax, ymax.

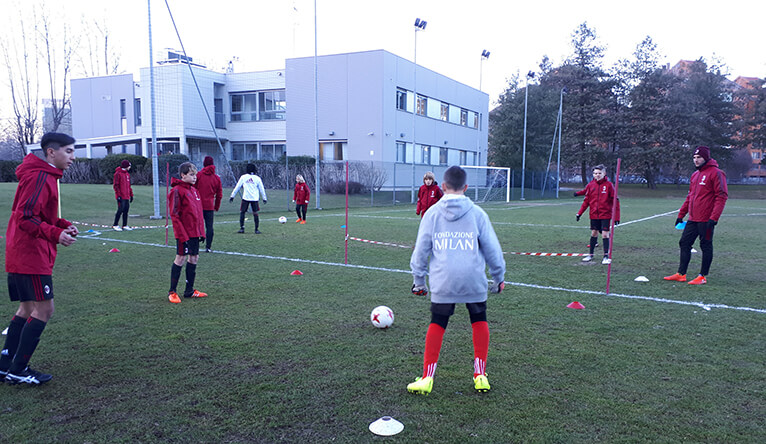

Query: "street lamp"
<box><xmin>520</xmin><ymin>70</ymin><xmax>534</xmax><ymax>201</ymax></box>
<box><xmin>479</xmin><ymin>50</ymin><xmax>490</xmax><ymax>91</ymax></box>
<box><xmin>411</xmin><ymin>17</ymin><xmax>427</xmax><ymax>203</ymax></box>
<box><xmin>477</xmin><ymin>49</ymin><xmax>490</xmax><ymax>200</ymax></box>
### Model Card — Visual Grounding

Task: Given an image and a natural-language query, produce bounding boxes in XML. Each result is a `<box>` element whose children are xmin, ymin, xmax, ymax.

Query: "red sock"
<box><xmin>472</xmin><ymin>321</ymin><xmax>489</xmax><ymax>377</ymax></box>
<box><xmin>422</xmin><ymin>323</ymin><xmax>445</xmax><ymax>378</ymax></box>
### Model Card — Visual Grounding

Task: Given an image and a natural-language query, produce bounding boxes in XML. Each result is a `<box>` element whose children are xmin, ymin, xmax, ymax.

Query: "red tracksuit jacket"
<box><xmin>194</xmin><ymin>165</ymin><xmax>223</xmax><ymax>211</ymax></box>
<box><xmin>678</xmin><ymin>159</ymin><xmax>728</xmax><ymax>222</ymax></box>
<box><xmin>5</xmin><ymin>154</ymin><xmax>73</xmax><ymax>275</ymax></box>
<box><xmin>577</xmin><ymin>177</ymin><xmax>621</xmax><ymax>220</ymax></box>
<box><xmin>416</xmin><ymin>182</ymin><xmax>443</xmax><ymax>217</ymax></box>
<box><xmin>293</xmin><ymin>182</ymin><xmax>310</xmax><ymax>204</ymax></box>
<box><xmin>168</xmin><ymin>178</ymin><xmax>205</xmax><ymax>243</ymax></box>
<box><xmin>113</xmin><ymin>167</ymin><xmax>133</xmax><ymax>200</ymax></box>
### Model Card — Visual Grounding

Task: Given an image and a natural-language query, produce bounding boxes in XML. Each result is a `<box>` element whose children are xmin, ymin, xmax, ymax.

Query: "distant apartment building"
<box><xmin>69</xmin><ymin>49</ymin><xmax>489</xmax><ymax>186</ymax></box>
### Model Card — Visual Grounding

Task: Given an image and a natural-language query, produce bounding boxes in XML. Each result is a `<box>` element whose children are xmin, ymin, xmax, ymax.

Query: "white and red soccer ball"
<box><xmin>278</xmin><ymin>216</ymin><xmax>287</xmax><ymax>224</ymax></box>
<box><xmin>370</xmin><ymin>306</ymin><xmax>394</xmax><ymax>329</ymax></box>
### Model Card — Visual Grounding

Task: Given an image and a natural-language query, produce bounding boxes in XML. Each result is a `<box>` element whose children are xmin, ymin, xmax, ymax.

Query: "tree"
<box><xmin>558</xmin><ymin>23</ymin><xmax>619</xmax><ymax>185</ymax></box>
<box><xmin>76</xmin><ymin>15</ymin><xmax>121</xmax><ymax>77</ymax></box>
<box><xmin>1</xmin><ymin>9</ymin><xmax>41</xmax><ymax>152</ymax></box>
<box><xmin>40</xmin><ymin>10</ymin><xmax>74</xmax><ymax>133</ymax></box>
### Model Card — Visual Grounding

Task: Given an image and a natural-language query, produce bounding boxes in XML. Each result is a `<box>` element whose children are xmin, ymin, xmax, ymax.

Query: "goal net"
<box><xmin>460</xmin><ymin>166</ymin><xmax>511</xmax><ymax>203</ymax></box>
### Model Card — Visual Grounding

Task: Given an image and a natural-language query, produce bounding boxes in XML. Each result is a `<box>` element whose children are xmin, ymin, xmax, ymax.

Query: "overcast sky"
<box><xmin>2</xmin><ymin>0</ymin><xmax>765</xmax><ymax>119</ymax></box>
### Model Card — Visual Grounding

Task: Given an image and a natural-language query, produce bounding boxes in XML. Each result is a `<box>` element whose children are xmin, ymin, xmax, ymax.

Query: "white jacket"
<box><xmin>231</xmin><ymin>174</ymin><xmax>267</xmax><ymax>202</ymax></box>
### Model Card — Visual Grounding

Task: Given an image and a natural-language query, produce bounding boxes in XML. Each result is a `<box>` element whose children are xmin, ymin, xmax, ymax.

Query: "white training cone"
<box><xmin>369</xmin><ymin>416</ymin><xmax>404</xmax><ymax>436</ymax></box>
<box><xmin>634</xmin><ymin>276</ymin><xmax>649</xmax><ymax>282</ymax></box>
<box><xmin>2</xmin><ymin>327</ymin><xmax>7</xmax><ymax>335</ymax></box>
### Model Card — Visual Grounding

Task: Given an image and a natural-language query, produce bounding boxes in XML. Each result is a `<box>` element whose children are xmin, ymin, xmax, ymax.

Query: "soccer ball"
<box><xmin>278</xmin><ymin>216</ymin><xmax>287</xmax><ymax>224</ymax></box>
<box><xmin>370</xmin><ymin>306</ymin><xmax>394</xmax><ymax>329</ymax></box>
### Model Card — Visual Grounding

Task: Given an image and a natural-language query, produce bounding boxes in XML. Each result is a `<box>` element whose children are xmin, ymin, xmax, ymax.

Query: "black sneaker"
<box><xmin>205</xmin><ymin>248</ymin><xmax>212</xmax><ymax>253</ymax></box>
<box><xmin>255</xmin><ymin>230</ymin><xmax>261</xmax><ymax>234</ymax></box>
<box><xmin>237</xmin><ymin>228</ymin><xmax>245</xmax><ymax>234</ymax></box>
<box><xmin>5</xmin><ymin>366</ymin><xmax>53</xmax><ymax>385</ymax></box>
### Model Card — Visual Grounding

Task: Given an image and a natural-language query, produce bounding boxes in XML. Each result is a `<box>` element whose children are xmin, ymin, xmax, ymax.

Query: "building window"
<box><xmin>134</xmin><ymin>99</ymin><xmax>141</xmax><ymax>126</ymax></box>
<box><xmin>396</xmin><ymin>88</ymin><xmax>408</xmax><ymax>111</ymax></box>
<box><xmin>416</xmin><ymin>95</ymin><xmax>427</xmax><ymax>116</ymax></box>
<box><xmin>460</xmin><ymin>109</ymin><xmax>468</xmax><ymax>126</ymax></box>
<box><xmin>440</xmin><ymin>103</ymin><xmax>449</xmax><ymax>121</ymax></box>
<box><xmin>231</xmin><ymin>94</ymin><xmax>258</xmax><ymax>121</ymax></box>
<box><xmin>459</xmin><ymin>150</ymin><xmax>467</xmax><ymax>165</ymax></box>
<box><xmin>261</xmin><ymin>143</ymin><xmax>286</xmax><ymax>161</ymax></box>
<box><xmin>120</xmin><ymin>99</ymin><xmax>126</xmax><ymax>118</ymax></box>
<box><xmin>417</xmin><ymin>144</ymin><xmax>431</xmax><ymax>164</ymax></box>
<box><xmin>259</xmin><ymin>90</ymin><xmax>286</xmax><ymax>120</ymax></box>
<box><xmin>214</xmin><ymin>98</ymin><xmax>225</xmax><ymax>129</ymax></box>
<box><xmin>472</xmin><ymin>112</ymin><xmax>479</xmax><ymax>129</ymax></box>
<box><xmin>439</xmin><ymin>148</ymin><xmax>448</xmax><ymax>165</ymax></box>
<box><xmin>449</xmin><ymin>105</ymin><xmax>461</xmax><ymax>124</ymax></box>
<box><xmin>319</xmin><ymin>142</ymin><xmax>347</xmax><ymax>161</ymax></box>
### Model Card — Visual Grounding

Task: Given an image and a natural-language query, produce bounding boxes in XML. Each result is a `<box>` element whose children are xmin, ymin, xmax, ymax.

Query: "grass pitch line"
<box><xmin>81</xmin><ymin>235</ymin><xmax>766</xmax><ymax>315</ymax></box>
<box><xmin>618</xmin><ymin>210</ymin><xmax>677</xmax><ymax>226</ymax></box>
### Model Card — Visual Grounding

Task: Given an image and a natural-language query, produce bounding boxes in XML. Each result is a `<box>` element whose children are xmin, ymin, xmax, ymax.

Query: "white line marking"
<box><xmin>619</xmin><ymin>210</ymin><xmax>677</xmax><ymax>226</ymax></box>
<box><xmin>81</xmin><ymin>235</ymin><xmax>766</xmax><ymax>315</ymax></box>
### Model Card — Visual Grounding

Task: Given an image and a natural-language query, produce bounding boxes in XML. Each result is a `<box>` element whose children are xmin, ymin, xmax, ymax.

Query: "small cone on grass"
<box><xmin>109</xmin><ymin>248</ymin><xmax>120</xmax><ymax>253</ymax></box>
<box><xmin>567</xmin><ymin>301</ymin><xmax>585</xmax><ymax>310</ymax></box>
<box><xmin>290</xmin><ymin>270</ymin><xmax>303</xmax><ymax>275</ymax></box>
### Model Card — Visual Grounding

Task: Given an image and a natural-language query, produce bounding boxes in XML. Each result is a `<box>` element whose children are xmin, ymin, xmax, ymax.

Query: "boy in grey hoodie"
<box><xmin>408</xmin><ymin>166</ymin><xmax>506</xmax><ymax>395</ymax></box>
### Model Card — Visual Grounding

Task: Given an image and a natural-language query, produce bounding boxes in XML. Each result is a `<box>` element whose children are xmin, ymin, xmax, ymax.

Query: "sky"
<box><xmin>1</xmin><ymin>0</ymin><xmax>765</xmax><ymax>120</ymax></box>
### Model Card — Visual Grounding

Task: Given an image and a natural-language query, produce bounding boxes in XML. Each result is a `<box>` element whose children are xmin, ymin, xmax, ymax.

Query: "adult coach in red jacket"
<box><xmin>112</xmin><ymin>160</ymin><xmax>134</xmax><ymax>231</ymax></box>
<box><xmin>194</xmin><ymin>156</ymin><xmax>223</xmax><ymax>252</ymax></box>
<box><xmin>664</xmin><ymin>146</ymin><xmax>728</xmax><ymax>285</ymax></box>
<box><xmin>576</xmin><ymin>164</ymin><xmax>620</xmax><ymax>264</ymax></box>
<box><xmin>2</xmin><ymin>132</ymin><xmax>78</xmax><ymax>385</ymax></box>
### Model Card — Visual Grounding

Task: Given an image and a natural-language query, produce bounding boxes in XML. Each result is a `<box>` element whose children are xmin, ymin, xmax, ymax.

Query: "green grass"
<box><xmin>0</xmin><ymin>183</ymin><xmax>764</xmax><ymax>443</ymax></box>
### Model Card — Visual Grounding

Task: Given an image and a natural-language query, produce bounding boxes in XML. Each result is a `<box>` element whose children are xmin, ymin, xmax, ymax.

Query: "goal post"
<box><xmin>460</xmin><ymin>165</ymin><xmax>511</xmax><ymax>203</ymax></box>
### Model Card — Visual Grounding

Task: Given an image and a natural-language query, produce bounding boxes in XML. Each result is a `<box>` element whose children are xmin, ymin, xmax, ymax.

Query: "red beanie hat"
<box><xmin>203</xmin><ymin>156</ymin><xmax>214</xmax><ymax>167</ymax></box>
<box><xmin>121</xmin><ymin>160</ymin><xmax>131</xmax><ymax>168</ymax></box>
<box><xmin>694</xmin><ymin>146</ymin><xmax>710</xmax><ymax>162</ymax></box>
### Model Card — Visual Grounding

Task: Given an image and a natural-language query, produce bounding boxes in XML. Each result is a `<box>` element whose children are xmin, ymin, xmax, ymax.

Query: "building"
<box><xmin>69</xmin><ymin>49</ymin><xmax>489</xmax><ymax>187</ymax></box>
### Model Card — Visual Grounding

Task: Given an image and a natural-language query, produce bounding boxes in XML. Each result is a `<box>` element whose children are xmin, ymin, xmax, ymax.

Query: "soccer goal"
<box><xmin>460</xmin><ymin>166</ymin><xmax>511</xmax><ymax>203</ymax></box>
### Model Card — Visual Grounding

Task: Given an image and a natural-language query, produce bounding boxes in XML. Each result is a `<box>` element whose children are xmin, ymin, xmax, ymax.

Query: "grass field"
<box><xmin>1</xmin><ymin>182</ymin><xmax>764</xmax><ymax>443</ymax></box>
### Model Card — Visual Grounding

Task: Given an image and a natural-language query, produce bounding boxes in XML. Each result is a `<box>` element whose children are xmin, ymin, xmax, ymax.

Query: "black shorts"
<box><xmin>176</xmin><ymin>237</ymin><xmax>201</xmax><ymax>256</ymax></box>
<box><xmin>430</xmin><ymin>301</ymin><xmax>487</xmax><ymax>316</ymax></box>
<box><xmin>240</xmin><ymin>200</ymin><xmax>260</xmax><ymax>213</ymax></box>
<box><xmin>7</xmin><ymin>273</ymin><xmax>54</xmax><ymax>302</ymax></box>
<box><xmin>590</xmin><ymin>219</ymin><xmax>611</xmax><ymax>232</ymax></box>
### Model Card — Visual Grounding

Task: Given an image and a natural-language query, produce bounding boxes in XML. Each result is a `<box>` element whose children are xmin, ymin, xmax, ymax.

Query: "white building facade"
<box><xmin>70</xmin><ymin>49</ymin><xmax>489</xmax><ymax>183</ymax></box>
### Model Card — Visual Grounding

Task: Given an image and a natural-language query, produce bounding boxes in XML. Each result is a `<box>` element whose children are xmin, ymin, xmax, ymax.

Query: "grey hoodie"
<box><xmin>410</xmin><ymin>194</ymin><xmax>506</xmax><ymax>304</ymax></box>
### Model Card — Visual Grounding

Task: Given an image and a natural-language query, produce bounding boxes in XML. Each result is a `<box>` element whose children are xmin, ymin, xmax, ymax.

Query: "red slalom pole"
<box><xmin>344</xmin><ymin>160</ymin><xmax>349</xmax><ymax>264</ymax></box>
<box><xmin>165</xmin><ymin>161</ymin><xmax>170</xmax><ymax>246</ymax></box>
<box><xmin>605</xmin><ymin>158</ymin><xmax>621</xmax><ymax>294</ymax></box>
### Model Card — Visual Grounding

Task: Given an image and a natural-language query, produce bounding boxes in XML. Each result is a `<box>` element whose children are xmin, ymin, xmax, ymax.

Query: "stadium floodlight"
<box><xmin>520</xmin><ymin>70</ymin><xmax>535</xmax><ymax>200</ymax></box>
<box><xmin>411</xmin><ymin>17</ymin><xmax>427</xmax><ymax>203</ymax></box>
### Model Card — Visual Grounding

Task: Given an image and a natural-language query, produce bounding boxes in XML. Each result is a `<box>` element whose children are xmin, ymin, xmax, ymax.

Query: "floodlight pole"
<box><xmin>147</xmin><ymin>0</ymin><xmax>161</xmax><ymax>219</ymax></box>
<box><xmin>520</xmin><ymin>71</ymin><xmax>534</xmax><ymax>201</ymax></box>
<box><xmin>313</xmin><ymin>0</ymin><xmax>321</xmax><ymax>210</ymax></box>
<box><xmin>411</xmin><ymin>18</ymin><xmax>426</xmax><ymax>204</ymax></box>
<box><xmin>477</xmin><ymin>49</ymin><xmax>489</xmax><ymax>201</ymax></box>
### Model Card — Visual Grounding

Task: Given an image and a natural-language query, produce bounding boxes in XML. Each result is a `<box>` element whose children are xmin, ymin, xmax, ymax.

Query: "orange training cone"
<box><xmin>109</xmin><ymin>248</ymin><xmax>120</xmax><ymax>253</ymax></box>
<box><xmin>290</xmin><ymin>270</ymin><xmax>303</xmax><ymax>275</ymax></box>
<box><xmin>567</xmin><ymin>301</ymin><xmax>585</xmax><ymax>310</ymax></box>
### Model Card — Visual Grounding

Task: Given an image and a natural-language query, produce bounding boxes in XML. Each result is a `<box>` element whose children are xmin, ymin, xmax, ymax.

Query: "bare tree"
<box><xmin>1</xmin><ymin>10</ymin><xmax>41</xmax><ymax>154</ymax></box>
<box><xmin>76</xmin><ymin>15</ymin><xmax>121</xmax><ymax>77</ymax></box>
<box><xmin>39</xmin><ymin>10</ymin><xmax>74</xmax><ymax>133</ymax></box>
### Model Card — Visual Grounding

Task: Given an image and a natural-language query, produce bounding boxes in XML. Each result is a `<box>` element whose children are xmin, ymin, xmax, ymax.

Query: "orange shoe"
<box><xmin>168</xmin><ymin>292</ymin><xmax>181</xmax><ymax>304</ymax></box>
<box><xmin>663</xmin><ymin>273</ymin><xmax>686</xmax><ymax>282</ymax></box>
<box><xmin>295</xmin><ymin>218</ymin><xmax>302</xmax><ymax>223</ymax></box>
<box><xmin>187</xmin><ymin>289</ymin><xmax>208</xmax><ymax>298</ymax></box>
<box><xmin>688</xmin><ymin>275</ymin><xmax>706</xmax><ymax>285</ymax></box>
<box><xmin>300</xmin><ymin>220</ymin><xmax>306</xmax><ymax>224</ymax></box>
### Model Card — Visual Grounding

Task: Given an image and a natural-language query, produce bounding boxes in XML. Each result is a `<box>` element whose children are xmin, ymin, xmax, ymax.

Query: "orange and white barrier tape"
<box><xmin>348</xmin><ymin>236</ymin><xmax>412</xmax><ymax>249</ymax></box>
